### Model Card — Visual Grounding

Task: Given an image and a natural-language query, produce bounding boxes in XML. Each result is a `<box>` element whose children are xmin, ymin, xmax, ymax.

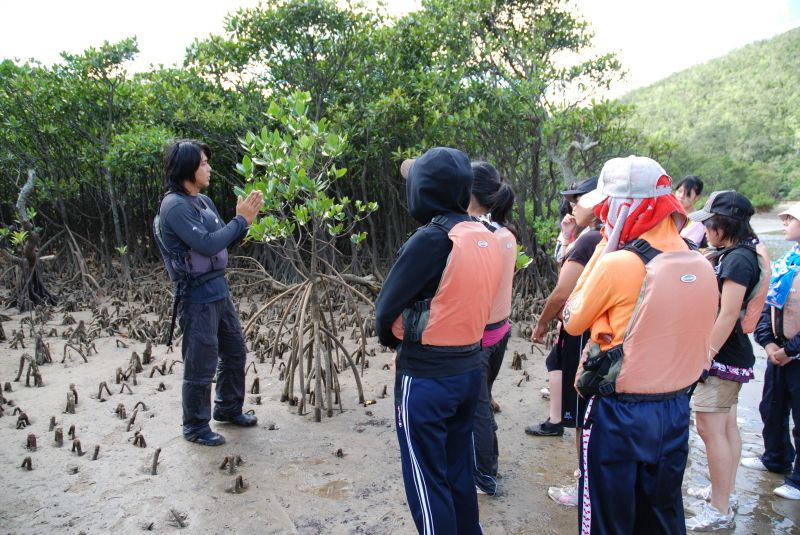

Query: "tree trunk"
<box><xmin>8</xmin><ymin>170</ymin><xmax>57</xmax><ymax>311</ymax></box>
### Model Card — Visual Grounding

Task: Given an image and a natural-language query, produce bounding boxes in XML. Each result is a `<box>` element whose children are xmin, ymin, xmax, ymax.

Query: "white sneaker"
<box><xmin>740</xmin><ymin>457</ymin><xmax>768</xmax><ymax>471</ymax></box>
<box><xmin>540</xmin><ymin>386</ymin><xmax>550</xmax><ymax>399</ymax></box>
<box><xmin>685</xmin><ymin>503</ymin><xmax>735</xmax><ymax>531</ymax></box>
<box><xmin>547</xmin><ymin>483</ymin><xmax>578</xmax><ymax>507</ymax></box>
<box><xmin>686</xmin><ymin>485</ymin><xmax>739</xmax><ymax>510</ymax></box>
<box><xmin>774</xmin><ymin>484</ymin><xmax>800</xmax><ymax>500</ymax></box>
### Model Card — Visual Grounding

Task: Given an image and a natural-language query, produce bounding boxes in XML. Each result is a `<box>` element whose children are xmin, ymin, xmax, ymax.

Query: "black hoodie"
<box><xmin>375</xmin><ymin>147</ymin><xmax>483</xmax><ymax>377</ymax></box>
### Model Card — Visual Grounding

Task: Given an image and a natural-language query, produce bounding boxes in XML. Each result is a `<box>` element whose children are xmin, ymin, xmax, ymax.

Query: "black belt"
<box><xmin>485</xmin><ymin>319</ymin><xmax>509</xmax><ymax>331</ymax></box>
<box><xmin>611</xmin><ymin>388</ymin><xmax>690</xmax><ymax>402</ymax></box>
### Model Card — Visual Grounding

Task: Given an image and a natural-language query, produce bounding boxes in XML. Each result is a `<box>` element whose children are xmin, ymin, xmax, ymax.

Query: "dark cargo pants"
<box><xmin>178</xmin><ymin>296</ymin><xmax>247</xmax><ymax>436</ymax></box>
<box><xmin>759</xmin><ymin>359</ymin><xmax>800</xmax><ymax>489</ymax></box>
<box><xmin>473</xmin><ymin>332</ymin><xmax>511</xmax><ymax>495</ymax></box>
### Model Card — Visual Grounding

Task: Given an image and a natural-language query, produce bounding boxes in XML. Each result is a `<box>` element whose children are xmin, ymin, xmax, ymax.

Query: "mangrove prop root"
<box><xmin>92</xmin><ymin>445</ymin><xmax>100</xmax><ymax>460</ymax></box>
<box><xmin>250</xmin><ymin>377</ymin><xmax>260</xmax><ymax>395</ymax></box>
<box><xmin>68</xmin><ymin>424</ymin><xmax>76</xmax><ymax>439</ymax></box>
<box><xmin>72</xmin><ymin>439</ymin><xmax>84</xmax><ymax>456</ymax></box>
<box><xmin>26</xmin><ymin>433</ymin><xmax>36</xmax><ymax>451</ymax></box>
<box><xmin>227</xmin><ymin>475</ymin><xmax>248</xmax><ymax>494</ymax></box>
<box><xmin>21</xmin><ymin>456</ymin><xmax>32</xmax><ymax>470</ymax></box>
<box><xmin>65</xmin><ymin>392</ymin><xmax>76</xmax><ymax>414</ymax></box>
<box><xmin>157</xmin><ymin>382</ymin><xmax>166</xmax><ymax>392</ymax></box>
<box><xmin>3</xmin><ymin>382</ymin><xmax>11</xmax><ymax>392</ymax></box>
<box><xmin>245</xmin><ymin>362</ymin><xmax>257</xmax><ymax>375</ymax></box>
<box><xmin>133</xmin><ymin>401</ymin><xmax>147</xmax><ymax>411</ymax></box>
<box><xmin>126</xmin><ymin>410</ymin><xmax>138</xmax><ymax>432</ymax></box>
<box><xmin>62</xmin><ymin>344</ymin><xmax>87</xmax><ymax>363</ymax></box>
<box><xmin>120</xmin><ymin>382</ymin><xmax>133</xmax><ymax>394</ymax></box>
<box><xmin>380</xmin><ymin>385</ymin><xmax>387</xmax><ymax>399</ymax></box>
<box><xmin>115</xmin><ymin>403</ymin><xmax>127</xmax><ymax>419</ymax></box>
<box><xmin>49</xmin><ymin>416</ymin><xmax>56</xmax><ymax>431</ymax></box>
<box><xmin>130</xmin><ymin>352</ymin><xmax>143</xmax><ymax>373</ymax></box>
<box><xmin>219</xmin><ymin>455</ymin><xmax>244</xmax><ymax>472</ymax></box>
<box><xmin>54</xmin><ymin>427</ymin><xmax>64</xmax><ymax>447</ymax></box>
<box><xmin>168</xmin><ymin>509</ymin><xmax>187</xmax><ymax>528</ymax></box>
<box><xmin>168</xmin><ymin>360</ymin><xmax>181</xmax><ymax>374</ymax></box>
<box><xmin>17</xmin><ymin>412</ymin><xmax>30</xmax><ymax>429</ymax></box>
<box><xmin>69</xmin><ymin>384</ymin><xmax>78</xmax><ymax>405</ymax></box>
<box><xmin>133</xmin><ymin>432</ymin><xmax>146</xmax><ymax>448</ymax></box>
<box><xmin>115</xmin><ymin>339</ymin><xmax>128</xmax><ymax>348</ymax></box>
<box><xmin>142</xmin><ymin>341</ymin><xmax>152</xmax><ymax>365</ymax></box>
<box><xmin>98</xmin><ymin>381</ymin><xmax>112</xmax><ymax>400</ymax></box>
<box><xmin>151</xmin><ymin>448</ymin><xmax>161</xmax><ymax>475</ymax></box>
<box><xmin>249</xmin><ymin>395</ymin><xmax>261</xmax><ymax>405</ymax></box>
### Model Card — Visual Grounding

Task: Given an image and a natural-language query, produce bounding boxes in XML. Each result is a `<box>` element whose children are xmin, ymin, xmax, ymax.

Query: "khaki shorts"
<box><xmin>692</xmin><ymin>375</ymin><xmax>743</xmax><ymax>413</ymax></box>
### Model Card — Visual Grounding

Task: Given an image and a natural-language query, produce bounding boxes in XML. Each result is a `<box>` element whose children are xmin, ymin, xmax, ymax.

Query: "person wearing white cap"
<box><xmin>562</xmin><ymin>156</ymin><xmax>719</xmax><ymax>534</ymax></box>
<box><xmin>743</xmin><ymin>202</ymin><xmax>800</xmax><ymax>501</ymax></box>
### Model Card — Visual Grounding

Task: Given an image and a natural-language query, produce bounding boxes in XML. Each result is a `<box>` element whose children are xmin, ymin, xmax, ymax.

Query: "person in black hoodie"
<box><xmin>376</xmin><ymin>147</ymin><xmax>503</xmax><ymax>535</ymax></box>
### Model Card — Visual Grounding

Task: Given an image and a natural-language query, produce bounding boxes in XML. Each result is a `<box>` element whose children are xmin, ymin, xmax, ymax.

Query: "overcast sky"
<box><xmin>2</xmin><ymin>0</ymin><xmax>799</xmax><ymax>97</ymax></box>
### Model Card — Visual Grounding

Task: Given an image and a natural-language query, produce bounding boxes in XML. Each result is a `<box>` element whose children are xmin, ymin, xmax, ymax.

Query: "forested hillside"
<box><xmin>623</xmin><ymin>27</ymin><xmax>800</xmax><ymax>208</ymax></box>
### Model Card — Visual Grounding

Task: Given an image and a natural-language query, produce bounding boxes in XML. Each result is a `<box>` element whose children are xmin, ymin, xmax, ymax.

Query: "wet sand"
<box><xmin>1</xmin><ymin>304</ymin><xmax>798</xmax><ymax>534</ymax></box>
<box><xmin>1</xmin><ymin>203</ymin><xmax>799</xmax><ymax>534</ymax></box>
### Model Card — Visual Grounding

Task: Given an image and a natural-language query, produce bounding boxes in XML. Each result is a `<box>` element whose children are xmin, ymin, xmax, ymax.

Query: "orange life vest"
<box><xmin>576</xmin><ymin>239</ymin><xmax>719</xmax><ymax>396</ymax></box>
<box><xmin>488</xmin><ymin>226</ymin><xmax>517</xmax><ymax>324</ymax></box>
<box><xmin>392</xmin><ymin>217</ymin><xmax>504</xmax><ymax>347</ymax></box>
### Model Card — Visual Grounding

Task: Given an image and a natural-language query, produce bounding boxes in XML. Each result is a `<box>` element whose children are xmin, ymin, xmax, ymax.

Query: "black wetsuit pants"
<box><xmin>178</xmin><ymin>296</ymin><xmax>247</xmax><ymax>436</ymax></box>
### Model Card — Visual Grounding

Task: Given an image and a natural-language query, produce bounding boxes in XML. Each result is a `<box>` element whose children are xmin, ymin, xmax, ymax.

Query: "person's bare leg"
<box><xmin>725</xmin><ymin>404</ymin><xmax>741</xmax><ymax>502</ymax></box>
<box><xmin>696</xmin><ymin>411</ymin><xmax>733</xmax><ymax>513</ymax></box>
<box><xmin>548</xmin><ymin>370</ymin><xmax>562</xmax><ymax>423</ymax></box>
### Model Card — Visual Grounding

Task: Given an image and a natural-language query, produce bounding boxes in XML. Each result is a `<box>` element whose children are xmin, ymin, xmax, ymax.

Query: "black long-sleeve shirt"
<box><xmin>158</xmin><ymin>192</ymin><xmax>247</xmax><ymax>303</ymax></box>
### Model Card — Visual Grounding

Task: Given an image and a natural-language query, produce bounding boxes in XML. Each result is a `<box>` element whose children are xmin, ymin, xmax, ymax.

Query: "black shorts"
<box><xmin>543</xmin><ymin>326</ymin><xmax>591</xmax><ymax>428</ymax></box>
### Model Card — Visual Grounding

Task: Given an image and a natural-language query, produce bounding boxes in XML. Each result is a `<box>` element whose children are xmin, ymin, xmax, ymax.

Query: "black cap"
<box><xmin>561</xmin><ymin>176</ymin><xmax>599</xmax><ymax>199</ymax></box>
<box><xmin>688</xmin><ymin>190</ymin><xmax>754</xmax><ymax>222</ymax></box>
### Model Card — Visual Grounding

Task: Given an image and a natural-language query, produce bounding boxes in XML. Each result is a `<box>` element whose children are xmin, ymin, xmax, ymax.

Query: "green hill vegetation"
<box><xmin>622</xmin><ymin>27</ymin><xmax>800</xmax><ymax>208</ymax></box>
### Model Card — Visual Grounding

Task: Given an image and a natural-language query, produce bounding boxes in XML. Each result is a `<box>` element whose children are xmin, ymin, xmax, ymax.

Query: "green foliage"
<box><xmin>10</xmin><ymin>230</ymin><xmax>28</xmax><ymax>248</ymax></box>
<box><xmin>623</xmin><ymin>27</ymin><xmax>800</xmax><ymax>207</ymax></box>
<box><xmin>0</xmin><ymin>0</ymin><xmax>661</xmax><ymax>288</ymax></box>
<box><xmin>237</xmin><ymin>91</ymin><xmax>377</xmax><ymax>250</ymax></box>
<box><xmin>515</xmin><ymin>245</ymin><xmax>533</xmax><ymax>271</ymax></box>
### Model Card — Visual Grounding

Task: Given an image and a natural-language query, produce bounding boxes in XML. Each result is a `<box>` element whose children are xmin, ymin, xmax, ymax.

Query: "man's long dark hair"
<box><xmin>163</xmin><ymin>139</ymin><xmax>211</xmax><ymax>194</ymax></box>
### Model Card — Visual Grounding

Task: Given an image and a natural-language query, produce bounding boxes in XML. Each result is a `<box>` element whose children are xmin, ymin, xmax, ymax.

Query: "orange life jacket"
<box><xmin>576</xmin><ymin>239</ymin><xmax>719</xmax><ymax>396</ymax></box>
<box><xmin>488</xmin><ymin>226</ymin><xmax>517</xmax><ymax>324</ymax></box>
<box><xmin>392</xmin><ymin>216</ymin><xmax>504</xmax><ymax>347</ymax></box>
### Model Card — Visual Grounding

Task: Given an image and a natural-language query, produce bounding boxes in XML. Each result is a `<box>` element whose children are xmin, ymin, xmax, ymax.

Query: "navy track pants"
<box><xmin>179</xmin><ymin>296</ymin><xmax>247</xmax><ymax>436</ymax></box>
<box><xmin>395</xmin><ymin>369</ymin><xmax>484</xmax><ymax>535</ymax></box>
<box><xmin>759</xmin><ymin>359</ymin><xmax>800</xmax><ymax>489</ymax></box>
<box><xmin>578</xmin><ymin>394</ymin><xmax>690</xmax><ymax>535</ymax></box>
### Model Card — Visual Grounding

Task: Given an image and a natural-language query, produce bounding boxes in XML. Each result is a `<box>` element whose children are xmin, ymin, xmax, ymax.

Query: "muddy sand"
<box><xmin>1</xmin><ymin>291</ymin><xmax>799</xmax><ymax>534</ymax></box>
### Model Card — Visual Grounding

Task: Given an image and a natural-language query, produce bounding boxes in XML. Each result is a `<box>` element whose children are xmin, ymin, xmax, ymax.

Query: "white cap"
<box><xmin>778</xmin><ymin>202</ymin><xmax>800</xmax><ymax>221</ymax></box>
<box><xmin>599</xmin><ymin>156</ymin><xmax>672</xmax><ymax>199</ymax></box>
